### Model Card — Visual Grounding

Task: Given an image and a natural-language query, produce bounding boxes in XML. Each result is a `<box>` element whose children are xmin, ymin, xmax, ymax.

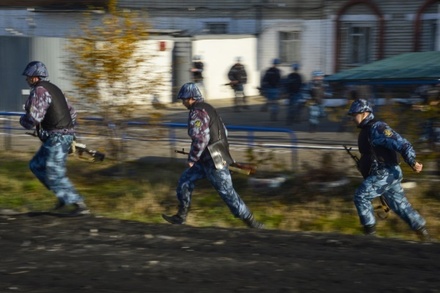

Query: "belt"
<box><xmin>48</xmin><ymin>128</ymin><xmax>75</xmax><ymax>135</ymax></box>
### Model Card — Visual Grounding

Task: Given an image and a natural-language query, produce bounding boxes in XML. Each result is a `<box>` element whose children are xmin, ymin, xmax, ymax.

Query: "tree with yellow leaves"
<box><xmin>65</xmin><ymin>0</ymin><xmax>165</xmax><ymax>160</ymax></box>
<box><xmin>65</xmin><ymin>0</ymin><xmax>163</xmax><ymax>121</ymax></box>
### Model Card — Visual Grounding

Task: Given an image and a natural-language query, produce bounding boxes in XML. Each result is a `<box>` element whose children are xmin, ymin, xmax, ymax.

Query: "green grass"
<box><xmin>0</xmin><ymin>151</ymin><xmax>438</xmax><ymax>242</ymax></box>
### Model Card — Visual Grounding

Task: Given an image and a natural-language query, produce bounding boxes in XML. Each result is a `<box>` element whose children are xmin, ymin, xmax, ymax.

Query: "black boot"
<box><xmin>363</xmin><ymin>224</ymin><xmax>376</xmax><ymax>236</ymax></box>
<box><xmin>415</xmin><ymin>227</ymin><xmax>431</xmax><ymax>242</ymax></box>
<box><xmin>243</xmin><ymin>214</ymin><xmax>264</xmax><ymax>229</ymax></box>
<box><xmin>162</xmin><ymin>205</ymin><xmax>188</xmax><ymax>225</ymax></box>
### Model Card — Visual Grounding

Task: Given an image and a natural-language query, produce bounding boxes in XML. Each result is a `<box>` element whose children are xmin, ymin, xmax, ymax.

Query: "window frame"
<box><xmin>347</xmin><ymin>24</ymin><xmax>372</xmax><ymax>66</ymax></box>
<box><xmin>204</xmin><ymin>22</ymin><xmax>228</xmax><ymax>34</ymax></box>
<box><xmin>279</xmin><ymin>30</ymin><xmax>302</xmax><ymax>65</ymax></box>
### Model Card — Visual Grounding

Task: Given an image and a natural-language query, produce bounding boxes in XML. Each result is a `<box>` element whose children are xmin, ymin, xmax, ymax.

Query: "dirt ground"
<box><xmin>1</xmin><ymin>97</ymin><xmax>438</xmax><ymax>292</ymax></box>
<box><xmin>0</xmin><ymin>213</ymin><xmax>439</xmax><ymax>293</ymax></box>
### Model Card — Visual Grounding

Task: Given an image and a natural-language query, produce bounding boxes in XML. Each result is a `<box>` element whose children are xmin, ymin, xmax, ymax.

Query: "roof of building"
<box><xmin>325</xmin><ymin>51</ymin><xmax>440</xmax><ymax>85</ymax></box>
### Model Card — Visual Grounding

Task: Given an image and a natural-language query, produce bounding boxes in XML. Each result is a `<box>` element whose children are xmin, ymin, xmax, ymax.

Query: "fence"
<box><xmin>0</xmin><ymin>113</ymin><xmax>299</xmax><ymax>170</ymax></box>
<box><xmin>0</xmin><ymin>111</ymin><xmax>26</xmax><ymax>150</ymax></box>
<box><xmin>125</xmin><ymin>121</ymin><xmax>298</xmax><ymax>169</ymax></box>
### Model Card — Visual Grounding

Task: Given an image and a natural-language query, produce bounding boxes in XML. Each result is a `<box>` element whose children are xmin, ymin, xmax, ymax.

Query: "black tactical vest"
<box><xmin>193</xmin><ymin>101</ymin><xmax>228</xmax><ymax>145</ymax></box>
<box><xmin>358</xmin><ymin>119</ymin><xmax>399</xmax><ymax>178</ymax></box>
<box><xmin>37</xmin><ymin>81</ymin><xmax>73</xmax><ymax>131</ymax></box>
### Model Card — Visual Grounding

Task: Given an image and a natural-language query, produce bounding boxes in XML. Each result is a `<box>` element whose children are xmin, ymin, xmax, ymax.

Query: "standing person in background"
<box><xmin>261</xmin><ymin>58</ymin><xmax>282</xmax><ymax>121</ymax></box>
<box><xmin>162</xmin><ymin>82</ymin><xmax>263</xmax><ymax>229</ymax></box>
<box><xmin>227</xmin><ymin>57</ymin><xmax>248</xmax><ymax>112</ymax></box>
<box><xmin>347</xmin><ymin>99</ymin><xmax>430</xmax><ymax>241</ymax></box>
<box><xmin>20</xmin><ymin>61</ymin><xmax>90</xmax><ymax>215</ymax></box>
<box><xmin>307</xmin><ymin>96</ymin><xmax>320</xmax><ymax>132</ymax></box>
<box><xmin>286</xmin><ymin>63</ymin><xmax>303</xmax><ymax>125</ymax></box>
<box><xmin>191</xmin><ymin>55</ymin><xmax>206</xmax><ymax>98</ymax></box>
<box><xmin>310</xmin><ymin>70</ymin><xmax>326</xmax><ymax>118</ymax></box>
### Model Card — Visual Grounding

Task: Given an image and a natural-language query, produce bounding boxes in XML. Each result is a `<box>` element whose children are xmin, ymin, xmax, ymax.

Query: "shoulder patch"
<box><xmin>384</xmin><ymin>128</ymin><xmax>393</xmax><ymax>137</ymax></box>
<box><xmin>193</xmin><ymin>119</ymin><xmax>202</xmax><ymax>128</ymax></box>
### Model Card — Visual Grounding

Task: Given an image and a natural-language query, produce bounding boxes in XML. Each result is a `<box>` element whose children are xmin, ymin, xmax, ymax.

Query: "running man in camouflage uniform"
<box><xmin>162</xmin><ymin>82</ymin><xmax>263</xmax><ymax>228</ymax></box>
<box><xmin>20</xmin><ymin>61</ymin><xmax>89</xmax><ymax>215</ymax></box>
<box><xmin>348</xmin><ymin>99</ymin><xmax>429</xmax><ymax>240</ymax></box>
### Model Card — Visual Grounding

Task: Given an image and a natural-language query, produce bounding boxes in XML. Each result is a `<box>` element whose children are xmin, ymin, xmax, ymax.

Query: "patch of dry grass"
<box><xmin>0</xmin><ymin>151</ymin><xmax>438</xmax><ymax>242</ymax></box>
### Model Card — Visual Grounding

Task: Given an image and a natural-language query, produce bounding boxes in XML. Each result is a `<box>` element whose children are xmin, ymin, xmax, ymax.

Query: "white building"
<box><xmin>1</xmin><ymin>0</ymin><xmax>439</xmax><ymax>110</ymax></box>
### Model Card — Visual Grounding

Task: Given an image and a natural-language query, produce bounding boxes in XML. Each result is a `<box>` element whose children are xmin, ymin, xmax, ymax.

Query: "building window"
<box><xmin>205</xmin><ymin>22</ymin><xmax>228</xmax><ymax>34</ymax></box>
<box><xmin>348</xmin><ymin>26</ymin><xmax>371</xmax><ymax>65</ymax></box>
<box><xmin>279</xmin><ymin>31</ymin><xmax>301</xmax><ymax>64</ymax></box>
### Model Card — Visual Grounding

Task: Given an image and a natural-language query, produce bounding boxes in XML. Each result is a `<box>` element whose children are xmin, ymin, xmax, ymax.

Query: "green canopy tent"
<box><xmin>325</xmin><ymin>51</ymin><xmax>440</xmax><ymax>85</ymax></box>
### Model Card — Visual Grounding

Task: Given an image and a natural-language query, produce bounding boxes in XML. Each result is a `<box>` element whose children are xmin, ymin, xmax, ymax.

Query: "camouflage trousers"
<box><xmin>354</xmin><ymin>164</ymin><xmax>426</xmax><ymax>230</ymax></box>
<box><xmin>30</xmin><ymin>133</ymin><xmax>84</xmax><ymax>205</ymax></box>
<box><xmin>176</xmin><ymin>159</ymin><xmax>251</xmax><ymax>219</ymax></box>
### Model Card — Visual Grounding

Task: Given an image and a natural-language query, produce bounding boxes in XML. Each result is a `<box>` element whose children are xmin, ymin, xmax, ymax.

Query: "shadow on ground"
<box><xmin>0</xmin><ymin>213</ymin><xmax>439</xmax><ymax>292</ymax></box>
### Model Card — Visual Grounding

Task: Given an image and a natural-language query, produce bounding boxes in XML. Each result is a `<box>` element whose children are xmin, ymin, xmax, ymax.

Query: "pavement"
<box><xmin>125</xmin><ymin>95</ymin><xmax>359</xmax><ymax>173</ymax></box>
<box><xmin>162</xmin><ymin>95</ymin><xmax>358</xmax><ymax>147</ymax></box>
<box><xmin>1</xmin><ymin>94</ymin><xmax>437</xmax><ymax>175</ymax></box>
<box><xmin>156</xmin><ymin>95</ymin><xmax>439</xmax><ymax>176</ymax></box>
<box><xmin>0</xmin><ymin>95</ymin><xmax>356</xmax><ymax>175</ymax></box>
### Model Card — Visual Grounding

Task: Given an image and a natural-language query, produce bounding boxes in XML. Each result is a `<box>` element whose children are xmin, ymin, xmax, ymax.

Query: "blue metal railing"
<box><xmin>125</xmin><ymin>121</ymin><xmax>298</xmax><ymax>169</ymax></box>
<box><xmin>0</xmin><ymin>111</ymin><xmax>26</xmax><ymax>150</ymax></box>
<box><xmin>0</xmin><ymin>113</ymin><xmax>298</xmax><ymax>169</ymax></box>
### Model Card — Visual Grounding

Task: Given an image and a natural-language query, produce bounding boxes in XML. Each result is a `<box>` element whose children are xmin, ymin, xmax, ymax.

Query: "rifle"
<box><xmin>342</xmin><ymin>145</ymin><xmax>360</xmax><ymax>167</ymax></box>
<box><xmin>342</xmin><ymin>145</ymin><xmax>390</xmax><ymax>219</ymax></box>
<box><xmin>26</xmin><ymin>131</ymin><xmax>105</xmax><ymax>162</ymax></box>
<box><xmin>224</xmin><ymin>82</ymin><xmax>242</xmax><ymax>89</ymax></box>
<box><xmin>175</xmin><ymin>148</ymin><xmax>256</xmax><ymax>176</ymax></box>
<box><xmin>71</xmin><ymin>141</ymin><xmax>105</xmax><ymax>162</ymax></box>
